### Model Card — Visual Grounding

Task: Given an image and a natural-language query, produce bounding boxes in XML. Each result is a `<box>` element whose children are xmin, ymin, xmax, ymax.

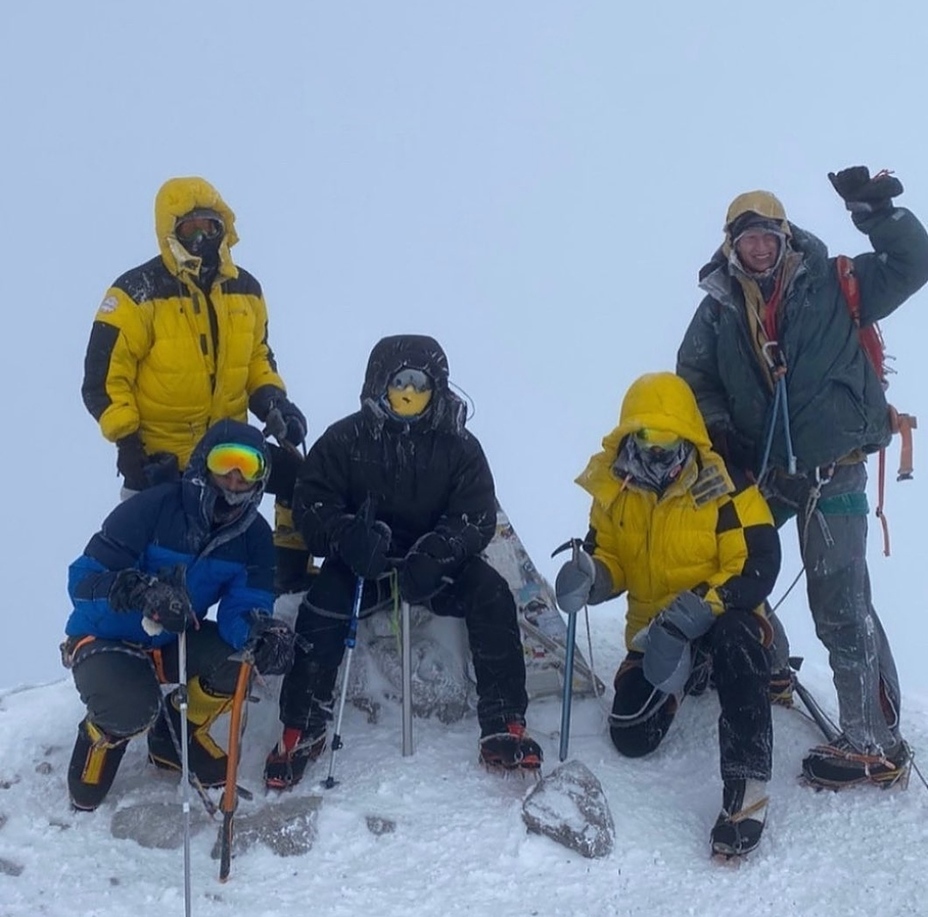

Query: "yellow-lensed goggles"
<box><xmin>206</xmin><ymin>443</ymin><xmax>267</xmax><ymax>483</ymax></box>
<box><xmin>634</xmin><ymin>427</ymin><xmax>683</xmax><ymax>450</ymax></box>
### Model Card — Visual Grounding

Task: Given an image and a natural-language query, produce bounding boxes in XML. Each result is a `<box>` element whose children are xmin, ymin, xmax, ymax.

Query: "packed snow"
<box><xmin>1</xmin><ymin>598</ymin><xmax>926</xmax><ymax>917</ymax></box>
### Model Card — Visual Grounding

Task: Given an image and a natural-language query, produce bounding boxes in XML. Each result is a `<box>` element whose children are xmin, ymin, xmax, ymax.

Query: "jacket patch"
<box><xmin>98</xmin><ymin>295</ymin><xmax>118</xmax><ymax>314</ymax></box>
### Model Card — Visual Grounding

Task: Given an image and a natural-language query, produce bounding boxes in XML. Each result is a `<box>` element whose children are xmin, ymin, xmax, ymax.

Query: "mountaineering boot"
<box><xmin>264</xmin><ymin>724</ymin><xmax>327</xmax><ymax>790</ymax></box>
<box><xmin>768</xmin><ymin>666</ymin><xmax>794</xmax><ymax>707</ymax></box>
<box><xmin>710</xmin><ymin>778</ymin><xmax>768</xmax><ymax>858</ymax></box>
<box><xmin>147</xmin><ymin>678</ymin><xmax>234</xmax><ymax>787</ymax></box>
<box><xmin>801</xmin><ymin>735</ymin><xmax>911</xmax><ymax>789</ymax></box>
<box><xmin>478</xmin><ymin>720</ymin><xmax>543</xmax><ymax>774</ymax></box>
<box><xmin>68</xmin><ymin>717</ymin><xmax>129</xmax><ymax>812</ymax></box>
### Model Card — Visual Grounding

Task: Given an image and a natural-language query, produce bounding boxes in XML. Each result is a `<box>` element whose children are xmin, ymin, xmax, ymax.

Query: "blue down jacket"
<box><xmin>65</xmin><ymin>419</ymin><xmax>274</xmax><ymax>650</ymax></box>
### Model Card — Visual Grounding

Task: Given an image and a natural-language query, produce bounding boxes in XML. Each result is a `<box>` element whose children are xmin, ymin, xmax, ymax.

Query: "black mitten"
<box><xmin>828</xmin><ymin>166</ymin><xmax>904</xmax><ymax>214</ymax></box>
<box><xmin>334</xmin><ymin>515</ymin><xmax>392</xmax><ymax>579</ymax></box>
<box><xmin>247</xmin><ymin>614</ymin><xmax>296</xmax><ymax>676</ymax></box>
<box><xmin>397</xmin><ymin>533</ymin><xmax>455</xmax><ymax>603</ymax></box>
<box><xmin>116</xmin><ymin>434</ymin><xmax>149</xmax><ymax>491</ymax></box>
<box><xmin>109</xmin><ymin>568</ymin><xmax>196</xmax><ymax>633</ymax></box>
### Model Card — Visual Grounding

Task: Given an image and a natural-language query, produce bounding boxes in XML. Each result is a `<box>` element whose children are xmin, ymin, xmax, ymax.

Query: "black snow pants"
<box><xmin>65</xmin><ymin>621</ymin><xmax>242</xmax><ymax>739</ymax></box>
<box><xmin>278</xmin><ymin>555</ymin><xmax>529</xmax><ymax>736</ymax></box>
<box><xmin>610</xmin><ymin>610</ymin><xmax>772</xmax><ymax>782</ymax></box>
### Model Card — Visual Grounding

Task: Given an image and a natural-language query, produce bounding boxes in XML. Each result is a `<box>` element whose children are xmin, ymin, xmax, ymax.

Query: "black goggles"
<box><xmin>175</xmin><ymin>214</ymin><xmax>224</xmax><ymax>243</ymax></box>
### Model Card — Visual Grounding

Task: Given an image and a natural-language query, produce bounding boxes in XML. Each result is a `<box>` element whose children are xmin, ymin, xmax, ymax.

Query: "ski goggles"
<box><xmin>633</xmin><ymin>428</ymin><xmax>683</xmax><ymax>451</ymax></box>
<box><xmin>206</xmin><ymin>443</ymin><xmax>267</xmax><ymax>483</ymax></box>
<box><xmin>175</xmin><ymin>212</ymin><xmax>224</xmax><ymax>243</ymax></box>
<box><xmin>388</xmin><ymin>367</ymin><xmax>433</xmax><ymax>392</ymax></box>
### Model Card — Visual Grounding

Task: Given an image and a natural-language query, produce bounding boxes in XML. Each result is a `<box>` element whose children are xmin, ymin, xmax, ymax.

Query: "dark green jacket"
<box><xmin>677</xmin><ymin>208</ymin><xmax>928</xmax><ymax>474</ymax></box>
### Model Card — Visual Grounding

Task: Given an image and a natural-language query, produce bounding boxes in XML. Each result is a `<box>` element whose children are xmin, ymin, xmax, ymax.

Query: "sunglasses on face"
<box><xmin>175</xmin><ymin>215</ymin><xmax>224</xmax><ymax>243</ymax></box>
<box><xmin>388</xmin><ymin>367</ymin><xmax>432</xmax><ymax>392</ymax></box>
<box><xmin>206</xmin><ymin>443</ymin><xmax>267</xmax><ymax>482</ymax></box>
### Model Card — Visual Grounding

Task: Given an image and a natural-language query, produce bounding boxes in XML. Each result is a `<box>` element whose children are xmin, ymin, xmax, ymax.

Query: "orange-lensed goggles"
<box><xmin>175</xmin><ymin>215</ymin><xmax>224</xmax><ymax>243</ymax></box>
<box><xmin>634</xmin><ymin>428</ymin><xmax>683</xmax><ymax>450</ymax></box>
<box><xmin>206</xmin><ymin>443</ymin><xmax>267</xmax><ymax>483</ymax></box>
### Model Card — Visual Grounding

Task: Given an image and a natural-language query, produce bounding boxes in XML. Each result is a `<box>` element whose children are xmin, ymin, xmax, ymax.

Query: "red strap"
<box><xmin>836</xmin><ymin>255</ymin><xmax>861</xmax><ymax>321</ymax></box>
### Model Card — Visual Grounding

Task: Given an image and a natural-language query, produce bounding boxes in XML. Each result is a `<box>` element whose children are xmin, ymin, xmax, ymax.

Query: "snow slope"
<box><xmin>1</xmin><ymin>604</ymin><xmax>926</xmax><ymax>917</ymax></box>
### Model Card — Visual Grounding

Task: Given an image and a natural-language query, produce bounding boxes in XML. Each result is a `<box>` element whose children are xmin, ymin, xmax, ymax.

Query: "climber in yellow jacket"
<box><xmin>555</xmin><ymin>371</ymin><xmax>781</xmax><ymax>859</ymax></box>
<box><xmin>81</xmin><ymin>176</ymin><xmax>311</xmax><ymax>592</ymax></box>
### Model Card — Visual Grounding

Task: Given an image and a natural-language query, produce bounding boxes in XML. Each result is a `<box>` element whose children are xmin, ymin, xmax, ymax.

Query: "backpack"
<box><xmin>835</xmin><ymin>255</ymin><xmax>917</xmax><ymax>556</ymax></box>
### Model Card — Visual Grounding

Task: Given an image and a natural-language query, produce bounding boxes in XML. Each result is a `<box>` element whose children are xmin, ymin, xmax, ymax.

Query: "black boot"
<box><xmin>478</xmin><ymin>719</ymin><xmax>543</xmax><ymax>774</ymax></box>
<box><xmin>147</xmin><ymin>679</ymin><xmax>233</xmax><ymax>787</ymax></box>
<box><xmin>68</xmin><ymin>718</ymin><xmax>129</xmax><ymax>811</ymax></box>
<box><xmin>801</xmin><ymin>735</ymin><xmax>910</xmax><ymax>789</ymax></box>
<box><xmin>264</xmin><ymin>722</ymin><xmax>328</xmax><ymax>790</ymax></box>
<box><xmin>710</xmin><ymin>778</ymin><xmax>768</xmax><ymax>858</ymax></box>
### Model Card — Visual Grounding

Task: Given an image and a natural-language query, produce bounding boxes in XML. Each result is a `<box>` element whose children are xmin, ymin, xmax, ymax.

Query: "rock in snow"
<box><xmin>521</xmin><ymin>759</ymin><xmax>615</xmax><ymax>859</ymax></box>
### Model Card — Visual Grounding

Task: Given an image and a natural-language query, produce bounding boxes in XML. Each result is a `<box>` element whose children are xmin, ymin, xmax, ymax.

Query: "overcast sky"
<box><xmin>4</xmin><ymin>2</ymin><xmax>926</xmax><ymax>699</ymax></box>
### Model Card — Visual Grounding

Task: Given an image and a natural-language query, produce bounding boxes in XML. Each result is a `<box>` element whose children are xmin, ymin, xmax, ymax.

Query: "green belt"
<box><xmin>816</xmin><ymin>492</ymin><xmax>869</xmax><ymax>516</ymax></box>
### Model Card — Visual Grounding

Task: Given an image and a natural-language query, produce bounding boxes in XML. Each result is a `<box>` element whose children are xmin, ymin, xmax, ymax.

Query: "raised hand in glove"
<box><xmin>109</xmin><ymin>567</ymin><xmax>197</xmax><ymax>634</ymax></box>
<box><xmin>828</xmin><ymin>166</ymin><xmax>904</xmax><ymax>214</ymax></box>
<box><xmin>397</xmin><ymin>532</ymin><xmax>456</xmax><ymax>604</ymax></box>
<box><xmin>633</xmin><ymin>591</ymin><xmax>716</xmax><ymax>695</ymax></box>
<box><xmin>334</xmin><ymin>514</ymin><xmax>392</xmax><ymax>579</ymax></box>
<box><xmin>247</xmin><ymin>613</ymin><xmax>296</xmax><ymax>676</ymax></box>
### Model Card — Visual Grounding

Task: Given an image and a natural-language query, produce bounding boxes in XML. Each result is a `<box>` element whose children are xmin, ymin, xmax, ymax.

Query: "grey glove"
<box><xmin>636</xmin><ymin>592</ymin><xmax>716</xmax><ymax>695</ymax></box>
<box><xmin>555</xmin><ymin>551</ymin><xmax>611</xmax><ymax>614</ymax></box>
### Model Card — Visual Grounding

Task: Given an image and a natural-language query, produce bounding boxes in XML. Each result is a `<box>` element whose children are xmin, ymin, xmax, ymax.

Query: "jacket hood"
<box><xmin>360</xmin><ymin>334</ymin><xmax>466</xmax><ymax>434</ymax></box>
<box><xmin>155</xmin><ymin>176</ymin><xmax>240</xmax><ymax>281</ymax></box>
<box><xmin>182</xmin><ymin>419</ymin><xmax>270</xmax><ymax>551</ymax></box>
<box><xmin>576</xmin><ymin>372</ymin><xmax>729</xmax><ymax>506</ymax></box>
<box><xmin>724</xmin><ymin>190</ymin><xmax>791</xmax><ymax>243</ymax></box>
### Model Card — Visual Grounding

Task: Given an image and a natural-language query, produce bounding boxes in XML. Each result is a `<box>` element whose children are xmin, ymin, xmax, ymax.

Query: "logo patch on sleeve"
<box><xmin>98</xmin><ymin>295</ymin><xmax>118</xmax><ymax>314</ymax></box>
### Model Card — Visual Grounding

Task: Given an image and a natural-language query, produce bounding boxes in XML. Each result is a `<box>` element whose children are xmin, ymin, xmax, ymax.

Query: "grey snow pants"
<box><xmin>763</xmin><ymin>462</ymin><xmax>902</xmax><ymax>753</ymax></box>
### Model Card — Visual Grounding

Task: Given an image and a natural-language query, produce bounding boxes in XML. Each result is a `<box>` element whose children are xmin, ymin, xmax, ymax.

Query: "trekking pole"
<box><xmin>400</xmin><ymin>598</ymin><xmax>414</xmax><ymax>757</ymax></box>
<box><xmin>552</xmin><ymin>538</ymin><xmax>583</xmax><ymax>762</ymax></box>
<box><xmin>324</xmin><ymin>575</ymin><xmax>365</xmax><ymax>789</ymax></box>
<box><xmin>218</xmin><ymin>659</ymin><xmax>253</xmax><ymax>883</ymax></box>
<box><xmin>177</xmin><ymin>629</ymin><xmax>193</xmax><ymax>917</ymax></box>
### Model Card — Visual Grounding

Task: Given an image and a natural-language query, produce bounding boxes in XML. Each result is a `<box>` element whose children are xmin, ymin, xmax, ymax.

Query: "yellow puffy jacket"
<box><xmin>575</xmin><ymin>372</ymin><xmax>780</xmax><ymax>649</ymax></box>
<box><xmin>81</xmin><ymin>176</ymin><xmax>287</xmax><ymax>468</ymax></box>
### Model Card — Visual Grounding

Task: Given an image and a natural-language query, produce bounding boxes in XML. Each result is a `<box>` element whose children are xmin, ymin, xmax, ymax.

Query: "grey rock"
<box><xmin>110</xmin><ymin>802</ymin><xmax>209</xmax><ymax>849</ymax></box>
<box><xmin>210</xmin><ymin>795</ymin><xmax>321</xmax><ymax>859</ymax></box>
<box><xmin>0</xmin><ymin>858</ymin><xmax>24</xmax><ymax>876</ymax></box>
<box><xmin>522</xmin><ymin>759</ymin><xmax>615</xmax><ymax>859</ymax></box>
<box><xmin>365</xmin><ymin>815</ymin><xmax>396</xmax><ymax>835</ymax></box>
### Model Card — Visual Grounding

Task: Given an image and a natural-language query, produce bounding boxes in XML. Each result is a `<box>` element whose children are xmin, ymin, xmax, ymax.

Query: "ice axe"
<box><xmin>217</xmin><ymin>658</ymin><xmax>254</xmax><ymax>882</ymax></box>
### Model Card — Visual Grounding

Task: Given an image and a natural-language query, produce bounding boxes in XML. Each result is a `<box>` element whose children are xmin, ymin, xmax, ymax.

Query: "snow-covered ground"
<box><xmin>1</xmin><ymin>603</ymin><xmax>926</xmax><ymax>917</ymax></box>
